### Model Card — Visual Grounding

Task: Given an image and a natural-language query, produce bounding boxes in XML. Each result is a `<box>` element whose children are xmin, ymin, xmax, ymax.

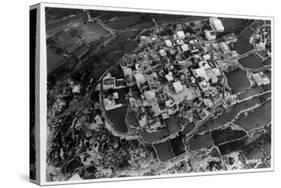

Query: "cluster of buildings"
<box><xmin>251</xmin><ymin>72</ymin><xmax>270</xmax><ymax>86</ymax></box>
<box><xmin>204</xmin><ymin>18</ymin><xmax>239</xmax><ymax>60</ymax></box>
<box><xmin>104</xmin><ymin>18</ymin><xmax>230</xmax><ymax>134</ymax></box>
<box><xmin>102</xmin><ymin>73</ymin><xmax>127</xmax><ymax>111</ymax></box>
<box><xmin>48</xmin><ymin>79</ymin><xmax>83</xmax><ymax>127</ymax></box>
<box><xmin>204</xmin><ymin>17</ymin><xmax>225</xmax><ymax>41</ymax></box>
<box><xmin>251</xmin><ymin>25</ymin><xmax>271</xmax><ymax>60</ymax></box>
<box><xmin>202</xmin><ymin>19</ymin><xmax>239</xmax><ymax>60</ymax></box>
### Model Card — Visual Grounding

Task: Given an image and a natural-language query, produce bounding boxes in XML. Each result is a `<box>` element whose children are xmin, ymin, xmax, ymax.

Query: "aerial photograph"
<box><xmin>45</xmin><ymin>7</ymin><xmax>272</xmax><ymax>182</ymax></box>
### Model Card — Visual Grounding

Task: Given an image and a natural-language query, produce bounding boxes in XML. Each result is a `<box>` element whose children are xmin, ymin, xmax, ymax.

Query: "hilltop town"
<box><xmin>46</xmin><ymin>8</ymin><xmax>272</xmax><ymax>181</ymax></box>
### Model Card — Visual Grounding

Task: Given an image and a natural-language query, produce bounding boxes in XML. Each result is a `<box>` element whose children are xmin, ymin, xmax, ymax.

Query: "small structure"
<box><xmin>199</xmin><ymin>80</ymin><xmax>210</xmax><ymax>92</ymax></box>
<box><xmin>173</xmin><ymin>81</ymin><xmax>184</xmax><ymax>93</ymax></box>
<box><xmin>73</xmin><ymin>44</ymin><xmax>89</xmax><ymax>61</ymax></box>
<box><xmin>103</xmin><ymin>97</ymin><xmax>122</xmax><ymax>111</ymax></box>
<box><xmin>205</xmin><ymin>30</ymin><xmax>216</xmax><ymax>40</ymax></box>
<box><xmin>159</xmin><ymin>49</ymin><xmax>167</xmax><ymax>56</ymax></box>
<box><xmin>203</xmin><ymin>98</ymin><xmax>214</xmax><ymax>108</ymax></box>
<box><xmin>205</xmin><ymin>68</ymin><xmax>218</xmax><ymax>84</ymax></box>
<box><xmin>176</xmin><ymin>31</ymin><xmax>186</xmax><ymax>40</ymax></box>
<box><xmin>177</xmin><ymin>39</ymin><xmax>184</xmax><ymax>45</ymax></box>
<box><xmin>203</xmin><ymin>54</ymin><xmax>211</xmax><ymax>60</ymax></box>
<box><xmin>210</xmin><ymin>17</ymin><xmax>225</xmax><ymax>32</ymax></box>
<box><xmin>252</xmin><ymin>72</ymin><xmax>270</xmax><ymax>86</ymax></box>
<box><xmin>103</xmin><ymin>76</ymin><xmax>116</xmax><ymax>90</ymax></box>
<box><xmin>72</xmin><ymin>84</ymin><xmax>81</xmax><ymax>94</ymax></box>
<box><xmin>193</xmin><ymin>67</ymin><xmax>208</xmax><ymax>81</ymax></box>
<box><xmin>165</xmin><ymin>72</ymin><xmax>174</xmax><ymax>82</ymax></box>
<box><xmin>144</xmin><ymin>90</ymin><xmax>162</xmax><ymax>116</ymax></box>
<box><xmin>122</xmin><ymin>67</ymin><xmax>134</xmax><ymax>86</ymax></box>
<box><xmin>165</xmin><ymin>99</ymin><xmax>176</xmax><ymax>108</ymax></box>
<box><xmin>219</xmin><ymin>42</ymin><xmax>230</xmax><ymax>52</ymax></box>
<box><xmin>165</xmin><ymin>40</ymin><xmax>173</xmax><ymax>47</ymax></box>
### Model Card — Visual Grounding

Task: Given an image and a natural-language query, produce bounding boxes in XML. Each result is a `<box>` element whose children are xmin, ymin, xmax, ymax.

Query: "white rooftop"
<box><xmin>159</xmin><ymin>49</ymin><xmax>167</xmax><ymax>56</ymax></box>
<box><xmin>210</xmin><ymin>17</ymin><xmax>224</xmax><ymax>32</ymax></box>
<box><xmin>181</xmin><ymin>43</ymin><xmax>189</xmax><ymax>52</ymax></box>
<box><xmin>173</xmin><ymin>81</ymin><xmax>184</xmax><ymax>93</ymax></box>
<box><xmin>205</xmin><ymin>30</ymin><xmax>216</xmax><ymax>40</ymax></box>
<box><xmin>176</xmin><ymin>31</ymin><xmax>185</xmax><ymax>39</ymax></box>
<box><xmin>134</xmin><ymin>72</ymin><xmax>146</xmax><ymax>84</ymax></box>
<box><xmin>193</xmin><ymin>67</ymin><xmax>208</xmax><ymax>81</ymax></box>
<box><xmin>165</xmin><ymin>40</ymin><xmax>172</xmax><ymax>47</ymax></box>
<box><xmin>165</xmin><ymin>72</ymin><xmax>174</xmax><ymax>82</ymax></box>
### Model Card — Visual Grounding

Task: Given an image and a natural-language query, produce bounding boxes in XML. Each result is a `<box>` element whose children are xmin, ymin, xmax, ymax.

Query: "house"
<box><xmin>205</xmin><ymin>30</ymin><xmax>216</xmax><ymax>40</ymax></box>
<box><xmin>199</xmin><ymin>80</ymin><xmax>210</xmax><ymax>92</ymax></box>
<box><xmin>134</xmin><ymin>72</ymin><xmax>146</xmax><ymax>86</ymax></box>
<box><xmin>219</xmin><ymin>42</ymin><xmax>230</xmax><ymax>52</ymax></box>
<box><xmin>210</xmin><ymin>17</ymin><xmax>224</xmax><ymax>32</ymax></box>
<box><xmin>252</xmin><ymin>72</ymin><xmax>270</xmax><ymax>86</ymax></box>
<box><xmin>140</xmin><ymin>35</ymin><xmax>153</xmax><ymax>43</ymax></box>
<box><xmin>165</xmin><ymin>99</ymin><xmax>176</xmax><ymax>108</ymax></box>
<box><xmin>138</xmin><ymin>115</ymin><xmax>147</xmax><ymax>128</ymax></box>
<box><xmin>177</xmin><ymin>39</ymin><xmax>184</xmax><ymax>45</ymax></box>
<box><xmin>144</xmin><ymin>90</ymin><xmax>162</xmax><ymax>116</ymax></box>
<box><xmin>165</xmin><ymin>40</ymin><xmax>173</xmax><ymax>47</ymax></box>
<box><xmin>205</xmin><ymin>68</ymin><xmax>218</xmax><ymax>84</ymax></box>
<box><xmin>176</xmin><ymin>31</ymin><xmax>186</xmax><ymax>40</ymax></box>
<box><xmin>173</xmin><ymin>81</ymin><xmax>184</xmax><ymax>93</ymax></box>
<box><xmin>181</xmin><ymin>43</ymin><xmax>189</xmax><ymax>52</ymax></box>
<box><xmin>72</xmin><ymin>84</ymin><xmax>81</xmax><ymax>94</ymax></box>
<box><xmin>53</xmin><ymin>30</ymin><xmax>80</xmax><ymax>53</ymax></box>
<box><xmin>165</xmin><ymin>72</ymin><xmax>174</xmax><ymax>82</ymax></box>
<box><xmin>159</xmin><ymin>49</ymin><xmax>167</xmax><ymax>56</ymax></box>
<box><xmin>122</xmin><ymin>67</ymin><xmax>134</xmax><ymax>86</ymax></box>
<box><xmin>199</xmin><ymin>61</ymin><xmax>211</xmax><ymax>69</ymax></box>
<box><xmin>203</xmin><ymin>98</ymin><xmax>214</xmax><ymax>108</ymax></box>
<box><xmin>193</xmin><ymin>67</ymin><xmax>208</xmax><ymax>81</ymax></box>
<box><xmin>203</xmin><ymin>54</ymin><xmax>211</xmax><ymax>60</ymax></box>
<box><xmin>103</xmin><ymin>76</ymin><xmax>116</xmax><ymax>90</ymax></box>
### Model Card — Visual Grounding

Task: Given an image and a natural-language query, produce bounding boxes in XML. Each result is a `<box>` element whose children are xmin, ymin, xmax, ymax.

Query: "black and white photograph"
<box><xmin>2</xmin><ymin>0</ymin><xmax>281</xmax><ymax>188</ymax></box>
<box><xmin>42</xmin><ymin>3</ymin><xmax>272</xmax><ymax>184</ymax></box>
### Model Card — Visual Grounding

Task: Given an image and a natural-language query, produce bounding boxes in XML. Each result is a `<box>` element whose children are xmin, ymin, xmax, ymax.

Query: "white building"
<box><xmin>159</xmin><ymin>49</ymin><xmax>167</xmax><ymax>56</ymax></box>
<box><xmin>173</xmin><ymin>81</ymin><xmax>184</xmax><ymax>93</ymax></box>
<box><xmin>199</xmin><ymin>80</ymin><xmax>210</xmax><ymax>92</ymax></box>
<box><xmin>103</xmin><ymin>98</ymin><xmax>122</xmax><ymax>111</ymax></box>
<box><xmin>212</xmin><ymin>68</ymin><xmax>221</xmax><ymax>76</ymax></box>
<box><xmin>72</xmin><ymin>84</ymin><xmax>81</xmax><ymax>94</ymax></box>
<box><xmin>165</xmin><ymin>72</ymin><xmax>174</xmax><ymax>82</ymax></box>
<box><xmin>165</xmin><ymin>40</ymin><xmax>173</xmax><ymax>47</ymax></box>
<box><xmin>123</xmin><ymin>67</ymin><xmax>133</xmax><ymax>79</ymax></box>
<box><xmin>193</xmin><ymin>61</ymin><xmax>212</xmax><ymax>81</ymax></box>
<box><xmin>206</xmin><ymin>68</ymin><xmax>220</xmax><ymax>84</ymax></box>
<box><xmin>181</xmin><ymin>43</ymin><xmax>189</xmax><ymax>52</ymax></box>
<box><xmin>205</xmin><ymin>30</ymin><xmax>216</xmax><ymax>40</ymax></box>
<box><xmin>103</xmin><ymin>77</ymin><xmax>116</xmax><ymax>90</ymax></box>
<box><xmin>203</xmin><ymin>98</ymin><xmax>214</xmax><ymax>108</ymax></box>
<box><xmin>252</xmin><ymin>72</ymin><xmax>270</xmax><ymax>86</ymax></box>
<box><xmin>144</xmin><ymin>90</ymin><xmax>162</xmax><ymax>116</ymax></box>
<box><xmin>219</xmin><ymin>42</ymin><xmax>230</xmax><ymax>52</ymax></box>
<box><xmin>176</xmin><ymin>31</ymin><xmax>186</xmax><ymax>40</ymax></box>
<box><xmin>199</xmin><ymin>61</ymin><xmax>211</xmax><ymax>69</ymax></box>
<box><xmin>203</xmin><ymin>54</ymin><xmax>211</xmax><ymax>60</ymax></box>
<box><xmin>210</xmin><ymin>17</ymin><xmax>224</xmax><ymax>32</ymax></box>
